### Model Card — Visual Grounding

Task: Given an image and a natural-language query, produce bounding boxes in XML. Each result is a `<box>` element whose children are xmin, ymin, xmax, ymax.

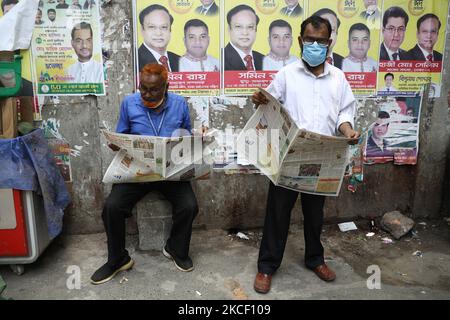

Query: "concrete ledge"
<box><xmin>136</xmin><ymin>192</ymin><xmax>172</xmax><ymax>251</ymax></box>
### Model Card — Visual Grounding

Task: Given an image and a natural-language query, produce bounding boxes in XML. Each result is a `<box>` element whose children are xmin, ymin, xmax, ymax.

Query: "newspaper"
<box><xmin>102</xmin><ymin>130</ymin><xmax>215</xmax><ymax>184</ymax></box>
<box><xmin>237</xmin><ymin>88</ymin><xmax>353</xmax><ymax>196</ymax></box>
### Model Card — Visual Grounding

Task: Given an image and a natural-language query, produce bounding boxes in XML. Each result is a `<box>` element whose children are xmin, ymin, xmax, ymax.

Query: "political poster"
<box><xmin>31</xmin><ymin>0</ymin><xmax>105</xmax><ymax>95</ymax></box>
<box><xmin>133</xmin><ymin>0</ymin><xmax>221</xmax><ymax>96</ymax></box>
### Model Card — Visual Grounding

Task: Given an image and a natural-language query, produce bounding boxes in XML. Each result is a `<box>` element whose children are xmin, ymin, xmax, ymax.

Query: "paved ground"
<box><xmin>1</xmin><ymin>218</ymin><xmax>450</xmax><ymax>300</ymax></box>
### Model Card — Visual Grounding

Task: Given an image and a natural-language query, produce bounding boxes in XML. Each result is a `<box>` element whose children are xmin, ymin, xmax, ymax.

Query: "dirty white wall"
<box><xmin>39</xmin><ymin>1</ymin><xmax>450</xmax><ymax>234</ymax></box>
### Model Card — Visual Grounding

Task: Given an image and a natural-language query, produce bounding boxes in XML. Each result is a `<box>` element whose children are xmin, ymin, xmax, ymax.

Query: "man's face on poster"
<box><xmin>417</xmin><ymin>17</ymin><xmax>439</xmax><ymax>53</ymax></box>
<box><xmin>200</xmin><ymin>0</ymin><xmax>214</xmax><ymax>6</ymax></box>
<box><xmin>385</xmin><ymin>75</ymin><xmax>393</xmax><ymax>87</ymax></box>
<box><xmin>48</xmin><ymin>10</ymin><xmax>56</xmax><ymax>21</ymax></box>
<box><xmin>184</xmin><ymin>26</ymin><xmax>209</xmax><ymax>59</ymax></box>
<box><xmin>141</xmin><ymin>10</ymin><xmax>171</xmax><ymax>52</ymax></box>
<box><xmin>348</xmin><ymin>29</ymin><xmax>370</xmax><ymax>60</ymax></box>
<box><xmin>285</xmin><ymin>0</ymin><xmax>298</xmax><ymax>7</ymax></box>
<box><xmin>229</xmin><ymin>10</ymin><xmax>257</xmax><ymax>52</ymax></box>
<box><xmin>383</xmin><ymin>17</ymin><xmax>406</xmax><ymax>52</ymax></box>
<box><xmin>406</xmin><ymin>108</ymin><xmax>414</xmax><ymax>117</ymax></box>
<box><xmin>372</xmin><ymin>121</ymin><xmax>389</xmax><ymax>139</ymax></box>
<box><xmin>319</xmin><ymin>13</ymin><xmax>338</xmax><ymax>50</ymax></box>
<box><xmin>72</xmin><ymin>28</ymin><xmax>93</xmax><ymax>62</ymax></box>
<box><xmin>269</xmin><ymin>26</ymin><xmax>292</xmax><ymax>58</ymax></box>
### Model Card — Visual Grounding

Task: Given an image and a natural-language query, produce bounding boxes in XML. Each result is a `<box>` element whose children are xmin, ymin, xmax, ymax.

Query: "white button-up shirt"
<box><xmin>266</xmin><ymin>59</ymin><xmax>356</xmax><ymax>137</ymax></box>
<box><xmin>67</xmin><ymin>58</ymin><xmax>104</xmax><ymax>83</ymax></box>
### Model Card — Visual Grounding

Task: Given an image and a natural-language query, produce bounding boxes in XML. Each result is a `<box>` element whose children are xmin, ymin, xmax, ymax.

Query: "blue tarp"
<box><xmin>0</xmin><ymin>129</ymin><xmax>71</xmax><ymax>239</ymax></box>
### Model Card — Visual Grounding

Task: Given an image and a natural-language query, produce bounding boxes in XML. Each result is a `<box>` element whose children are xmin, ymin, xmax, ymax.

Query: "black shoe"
<box><xmin>162</xmin><ymin>244</ymin><xmax>194</xmax><ymax>272</ymax></box>
<box><xmin>90</xmin><ymin>255</ymin><xmax>134</xmax><ymax>285</ymax></box>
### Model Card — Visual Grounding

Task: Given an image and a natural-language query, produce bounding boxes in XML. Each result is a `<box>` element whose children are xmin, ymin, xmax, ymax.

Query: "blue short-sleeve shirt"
<box><xmin>116</xmin><ymin>92</ymin><xmax>191</xmax><ymax>137</ymax></box>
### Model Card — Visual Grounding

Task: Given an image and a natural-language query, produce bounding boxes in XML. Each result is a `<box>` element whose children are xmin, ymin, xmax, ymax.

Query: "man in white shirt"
<box><xmin>263</xmin><ymin>19</ymin><xmax>299</xmax><ymax>71</ymax></box>
<box><xmin>67</xmin><ymin>22</ymin><xmax>104</xmax><ymax>83</ymax></box>
<box><xmin>45</xmin><ymin>8</ymin><xmax>57</xmax><ymax>26</ymax></box>
<box><xmin>252</xmin><ymin>16</ymin><xmax>359</xmax><ymax>294</ymax></box>
<box><xmin>342</xmin><ymin>23</ymin><xmax>377</xmax><ymax>73</ymax></box>
<box><xmin>179</xmin><ymin>19</ymin><xmax>219</xmax><ymax>72</ymax></box>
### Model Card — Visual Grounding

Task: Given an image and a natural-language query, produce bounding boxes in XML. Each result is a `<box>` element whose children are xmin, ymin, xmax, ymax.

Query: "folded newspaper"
<box><xmin>237</xmin><ymin>88</ymin><xmax>353</xmax><ymax>196</ymax></box>
<box><xmin>102</xmin><ymin>130</ymin><xmax>216</xmax><ymax>183</ymax></box>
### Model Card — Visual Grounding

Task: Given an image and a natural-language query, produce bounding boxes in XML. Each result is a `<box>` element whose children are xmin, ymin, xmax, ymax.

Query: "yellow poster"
<box><xmin>133</xmin><ymin>0</ymin><xmax>221</xmax><ymax>96</ymax></box>
<box><xmin>308</xmin><ymin>0</ymin><xmax>381</xmax><ymax>96</ymax></box>
<box><xmin>377</xmin><ymin>0</ymin><xmax>449</xmax><ymax>97</ymax></box>
<box><xmin>31</xmin><ymin>0</ymin><xmax>105</xmax><ymax>95</ymax></box>
<box><xmin>223</xmin><ymin>0</ymin><xmax>306</xmax><ymax>95</ymax></box>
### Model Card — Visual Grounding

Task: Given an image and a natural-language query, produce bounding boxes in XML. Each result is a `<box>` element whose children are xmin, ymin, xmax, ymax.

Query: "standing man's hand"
<box><xmin>339</xmin><ymin>122</ymin><xmax>360</xmax><ymax>145</ymax></box>
<box><xmin>251</xmin><ymin>89</ymin><xmax>269</xmax><ymax>108</ymax></box>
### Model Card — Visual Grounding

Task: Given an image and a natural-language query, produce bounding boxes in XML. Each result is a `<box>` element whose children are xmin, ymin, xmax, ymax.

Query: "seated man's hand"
<box><xmin>251</xmin><ymin>90</ymin><xmax>269</xmax><ymax>108</ymax></box>
<box><xmin>108</xmin><ymin>143</ymin><xmax>120</xmax><ymax>151</ymax></box>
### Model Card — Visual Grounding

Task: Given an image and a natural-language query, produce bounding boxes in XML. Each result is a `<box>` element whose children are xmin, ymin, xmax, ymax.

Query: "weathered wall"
<box><xmin>39</xmin><ymin>1</ymin><xmax>450</xmax><ymax>235</ymax></box>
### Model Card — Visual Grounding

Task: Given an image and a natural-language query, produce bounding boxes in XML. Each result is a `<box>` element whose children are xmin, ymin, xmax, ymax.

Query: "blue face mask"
<box><xmin>302</xmin><ymin>41</ymin><xmax>328</xmax><ymax>67</ymax></box>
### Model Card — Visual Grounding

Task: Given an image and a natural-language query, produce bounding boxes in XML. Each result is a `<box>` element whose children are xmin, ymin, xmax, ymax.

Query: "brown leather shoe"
<box><xmin>312</xmin><ymin>264</ymin><xmax>336</xmax><ymax>282</ymax></box>
<box><xmin>254</xmin><ymin>272</ymin><xmax>272</xmax><ymax>294</ymax></box>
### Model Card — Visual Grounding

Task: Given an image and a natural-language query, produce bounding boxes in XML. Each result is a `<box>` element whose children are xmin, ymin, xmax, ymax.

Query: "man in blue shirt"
<box><xmin>91</xmin><ymin>64</ymin><xmax>199</xmax><ymax>285</ymax></box>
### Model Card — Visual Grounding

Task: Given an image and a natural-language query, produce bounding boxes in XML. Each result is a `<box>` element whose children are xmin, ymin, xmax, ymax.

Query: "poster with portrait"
<box><xmin>363</xmin><ymin>94</ymin><xmax>422</xmax><ymax>165</ymax></box>
<box><xmin>223</xmin><ymin>0</ymin><xmax>305</xmax><ymax>96</ymax></box>
<box><xmin>308</xmin><ymin>0</ymin><xmax>381</xmax><ymax>96</ymax></box>
<box><xmin>133</xmin><ymin>0</ymin><xmax>221</xmax><ymax>96</ymax></box>
<box><xmin>377</xmin><ymin>0</ymin><xmax>449</xmax><ymax>97</ymax></box>
<box><xmin>30</xmin><ymin>0</ymin><xmax>105</xmax><ymax>95</ymax></box>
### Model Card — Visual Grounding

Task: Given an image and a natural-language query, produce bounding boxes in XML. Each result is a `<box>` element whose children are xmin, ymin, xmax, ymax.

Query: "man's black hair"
<box><xmin>349</xmin><ymin>23</ymin><xmax>370</xmax><ymax>37</ymax></box>
<box><xmin>417</xmin><ymin>13</ymin><xmax>441</xmax><ymax>31</ymax></box>
<box><xmin>269</xmin><ymin>19</ymin><xmax>292</xmax><ymax>34</ymax></box>
<box><xmin>382</xmin><ymin>6</ymin><xmax>409</xmax><ymax>28</ymax></box>
<box><xmin>71</xmin><ymin>22</ymin><xmax>93</xmax><ymax>39</ymax></box>
<box><xmin>300</xmin><ymin>15</ymin><xmax>332</xmax><ymax>39</ymax></box>
<box><xmin>139</xmin><ymin>4</ymin><xmax>174</xmax><ymax>28</ymax></box>
<box><xmin>184</xmin><ymin>19</ymin><xmax>208</xmax><ymax>35</ymax></box>
<box><xmin>1</xmin><ymin>0</ymin><xmax>18</xmax><ymax>13</ymax></box>
<box><xmin>384</xmin><ymin>72</ymin><xmax>394</xmax><ymax>80</ymax></box>
<box><xmin>227</xmin><ymin>4</ymin><xmax>260</xmax><ymax>27</ymax></box>
<box><xmin>378</xmin><ymin>111</ymin><xmax>390</xmax><ymax>119</ymax></box>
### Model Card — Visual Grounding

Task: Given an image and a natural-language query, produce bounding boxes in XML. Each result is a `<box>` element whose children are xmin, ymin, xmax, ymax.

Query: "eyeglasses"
<box><xmin>302</xmin><ymin>40</ymin><xmax>329</xmax><ymax>48</ymax></box>
<box><xmin>384</xmin><ymin>26</ymin><xmax>406</xmax><ymax>34</ymax></box>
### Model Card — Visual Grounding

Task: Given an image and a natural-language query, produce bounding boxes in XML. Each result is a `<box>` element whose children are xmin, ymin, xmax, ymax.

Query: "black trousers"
<box><xmin>258</xmin><ymin>182</ymin><xmax>326</xmax><ymax>274</ymax></box>
<box><xmin>102</xmin><ymin>181</ymin><xmax>198</xmax><ymax>265</ymax></box>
